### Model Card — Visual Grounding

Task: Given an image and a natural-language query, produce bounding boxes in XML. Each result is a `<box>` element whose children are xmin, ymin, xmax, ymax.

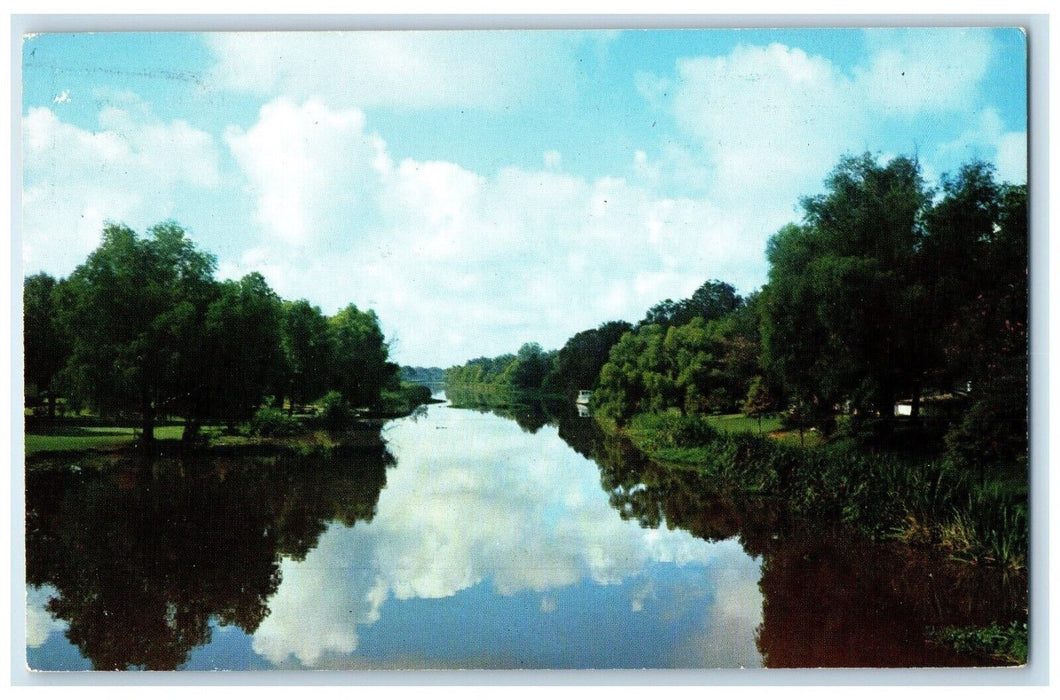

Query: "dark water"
<box><xmin>24</xmin><ymin>395</ymin><xmax>1025</xmax><ymax>670</ymax></box>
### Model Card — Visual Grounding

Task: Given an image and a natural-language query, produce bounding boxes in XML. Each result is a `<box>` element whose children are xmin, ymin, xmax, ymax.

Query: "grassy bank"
<box><xmin>602</xmin><ymin>412</ymin><xmax>1028</xmax><ymax>572</ymax></box>
<box><xmin>927</xmin><ymin>622</ymin><xmax>1028</xmax><ymax>666</ymax></box>
<box><xmin>24</xmin><ymin>384</ymin><xmax>436</xmax><ymax>457</ymax></box>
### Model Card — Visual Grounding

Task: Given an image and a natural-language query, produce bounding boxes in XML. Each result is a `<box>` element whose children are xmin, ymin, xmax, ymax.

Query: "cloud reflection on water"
<box><xmin>251</xmin><ymin>405</ymin><xmax>763</xmax><ymax>668</ymax></box>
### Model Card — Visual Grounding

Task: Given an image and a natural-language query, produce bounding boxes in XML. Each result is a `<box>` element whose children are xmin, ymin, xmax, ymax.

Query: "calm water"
<box><xmin>25</xmin><ymin>395</ymin><xmax>1024</xmax><ymax>670</ymax></box>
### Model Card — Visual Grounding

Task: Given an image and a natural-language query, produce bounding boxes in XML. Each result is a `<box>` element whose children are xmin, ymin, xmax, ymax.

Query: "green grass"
<box><xmin>705</xmin><ymin>413</ymin><xmax>783</xmax><ymax>435</ymax></box>
<box><xmin>928</xmin><ymin>622</ymin><xmax>1028</xmax><ymax>665</ymax></box>
<box><xmin>25</xmin><ymin>424</ymin><xmax>198</xmax><ymax>455</ymax></box>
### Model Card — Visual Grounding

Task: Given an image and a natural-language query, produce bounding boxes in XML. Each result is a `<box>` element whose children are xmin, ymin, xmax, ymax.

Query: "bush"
<box><xmin>378</xmin><ymin>383</ymin><xmax>434</xmax><ymax>415</ymax></box>
<box><xmin>318</xmin><ymin>390</ymin><xmax>355</xmax><ymax>429</ymax></box>
<box><xmin>249</xmin><ymin>407</ymin><xmax>304</xmax><ymax>437</ymax></box>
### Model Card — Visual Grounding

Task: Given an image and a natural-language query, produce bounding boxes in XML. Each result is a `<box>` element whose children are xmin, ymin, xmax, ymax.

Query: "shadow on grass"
<box><xmin>29</xmin><ymin>426</ymin><xmax>134</xmax><ymax>438</ymax></box>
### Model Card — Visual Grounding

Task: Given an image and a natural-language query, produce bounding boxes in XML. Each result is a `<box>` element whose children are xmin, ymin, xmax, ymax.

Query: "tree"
<box><xmin>761</xmin><ymin>154</ymin><xmax>931</xmax><ymax>424</ymax></box>
<box><xmin>742</xmin><ymin>376</ymin><xmax>776</xmax><ymax>435</ymax></box>
<box><xmin>543</xmin><ymin>320</ymin><xmax>632</xmax><ymax>398</ymax></box>
<box><xmin>329</xmin><ymin>304</ymin><xmax>398</xmax><ymax>408</ymax></box>
<box><xmin>640</xmin><ymin>280</ymin><xmax>742</xmax><ymax>329</ymax></box>
<box><xmin>923</xmin><ymin>165</ymin><xmax>1028</xmax><ymax>474</ymax></box>
<box><xmin>56</xmin><ymin>222</ymin><xmax>217</xmax><ymax>443</ymax></box>
<box><xmin>511</xmin><ymin>342</ymin><xmax>553</xmax><ymax>390</ymax></box>
<box><xmin>280</xmin><ymin>300</ymin><xmax>332</xmax><ymax>414</ymax></box>
<box><xmin>204</xmin><ymin>272</ymin><xmax>286</xmax><ymax>428</ymax></box>
<box><xmin>23</xmin><ymin>273</ymin><xmax>69</xmax><ymax>417</ymax></box>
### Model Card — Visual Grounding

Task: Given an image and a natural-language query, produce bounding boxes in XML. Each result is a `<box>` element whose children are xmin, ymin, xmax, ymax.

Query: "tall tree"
<box><xmin>56</xmin><ymin>222</ymin><xmax>217</xmax><ymax>442</ymax></box>
<box><xmin>329</xmin><ymin>304</ymin><xmax>398</xmax><ymax>408</ymax></box>
<box><xmin>280</xmin><ymin>299</ymin><xmax>333</xmax><ymax>414</ymax></box>
<box><xmin>543</xmin><ymin>320</ymin><xmax>633</xmax><ymax>398</ymax></box>
<box><xmin>640</xmin><ymin>280</ymin><xmax>742</xmax><ymax>329</ymax></box>
<box><xmin>761</xmin><ymin>154</ymin><xmax>931</xmax><ymax>422</ymax></box>
<box><xmin>23</xmin><ymin>273</ymin><xmax>69</xmax><ymax>417</ymax></box>
<box><xmin>204</xmin><ymin>272</ymin><xmax>285</xmax><ymax>427</ymax></box>
<box><xmin>925</xmin><ymin>166</ymin><xmax>1028</xmax><ymax>473</ymax></box>
<box><xmin>511</xmin><ymin>342</ymin><xmax>553</xmax><ymax>390</ymax></box>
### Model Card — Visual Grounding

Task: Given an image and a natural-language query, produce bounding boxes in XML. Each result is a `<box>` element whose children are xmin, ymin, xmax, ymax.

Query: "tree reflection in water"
<box><xmin>557</xmin><ymin>416</ymin><xmax>1027</xmax><ymax>668</ymax></box>
<box><xmin>25</xmin><ymin>438</ymin><xmax>392</xmax><ymax>670</ymax></box>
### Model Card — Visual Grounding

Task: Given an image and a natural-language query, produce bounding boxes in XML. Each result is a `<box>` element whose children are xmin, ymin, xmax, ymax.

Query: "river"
<box><xmin>24</xmin><ymin>394</ymin><xmax>1024</xmax><ymax>671</ymax></box>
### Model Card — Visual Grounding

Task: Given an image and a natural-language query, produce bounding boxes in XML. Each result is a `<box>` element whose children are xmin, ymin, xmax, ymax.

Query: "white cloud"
<box><xmin>224</xmin><ymin>97</ymin><xmax>387</xmax><ymax>247</ymax></box>
<box><xmin>936</xmin><ymin>108</ymin><xmax>1027</xmax><ymax>184</ymax></box>
<box><xmin>205</xmin><ymin>31</ymin><xmax>582</xmax><ymax>111</ymax></box>
<box><xmin>21</xmin><ymin>105</ymin><xmax>220</xmax><ymax>275</ymax></box>
<box><xmin>656</xmin><ymin>43</ymin><xmax>864</xmax><ymax>213</ymax></box>
<box><xmin>218</xmin><ymin>97</ymin><xmax>767</xmax><ymax>365</ymax></box>
<box><xmin>629</xmin><ymin>30</ymin><xmax>1020</xmax><ymax>304</ymax></box>
<box><xmin>856</xmin><ymin>28</ymin><xmax>994</xmax><ymax>115</ymax></box>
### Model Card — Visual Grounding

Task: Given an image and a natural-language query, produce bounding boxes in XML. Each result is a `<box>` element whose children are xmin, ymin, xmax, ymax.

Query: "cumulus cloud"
<box><xmin>21</xmin><ymin>104</ymin><xmax>220</xmax><ymax>275</ymax></box>
<box><xmin>855</xmin><ymin>28</ymin><xmax>994</xmax><ymax>115</ymax></box>
<box><xmin>659</xmin><ymin>43</ymin><xmax>863</xmax><ymax>207</ymax></box>
<box><xmin>217</xmin><ymin>96</ymin><xmax>765</xmax><ymax>365</ymax></box>
<box><xmin>936</xmin><ymin>107</ymin><xmax>1027</xmax><ymax>184</ymax></box>
<box><xmin>630</xmin><ymin>29</ymin><xmax>1019</xmax><ymax>297</ymax></box>
<box><xmin>251</xmin><ymin>408</ymin><xmax>756</xmax><ymax>667</ymax></box>
<box><xmin>204</xmin><ymin>31</ymin><xmax>583</xmax><ymax>111</ymax></box>
<box><xmin>225</xmin><ymin>97</ymin><xmax>388</xmax><ymax>247</ymax></box>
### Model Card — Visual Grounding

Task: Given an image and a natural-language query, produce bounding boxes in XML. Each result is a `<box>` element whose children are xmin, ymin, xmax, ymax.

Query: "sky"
<box><xmin>19</xmin><ymin>27</ymin><xmax>1028</xmax><ymax>367</ymax></box>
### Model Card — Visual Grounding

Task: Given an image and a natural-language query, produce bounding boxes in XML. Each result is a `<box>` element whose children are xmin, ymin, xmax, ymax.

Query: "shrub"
<box><xmin>318</xmin><ymin>390</ymin><xmax>355</xmax><ymax>429</ymax></box>
<box><xmin>249</xmin><ymin>407</ymin><xmax>304</xmax><ymax>437</ymax></box>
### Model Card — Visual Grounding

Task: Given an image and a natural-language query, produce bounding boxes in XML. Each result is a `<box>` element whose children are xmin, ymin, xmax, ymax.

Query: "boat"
<box><xmin>575</xmin><ymin>390</ymin><xmax>592</xmax><ymax>405</ymax></box>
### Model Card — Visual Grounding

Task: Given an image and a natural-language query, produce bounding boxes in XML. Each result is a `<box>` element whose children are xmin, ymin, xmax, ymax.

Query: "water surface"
<box><xmin>26</xmin><ymin>396</ymin><xmax>1025</xmax><ymax>670</ymax></box>
<box><xmin>26</xmin><ymin>398</ymin><xmax>763</xmax><ymax>670</ymax></box>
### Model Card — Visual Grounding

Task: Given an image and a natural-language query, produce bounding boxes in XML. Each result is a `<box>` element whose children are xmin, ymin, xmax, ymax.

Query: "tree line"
<box><xmin>24</xmin><ymin>222</ymin><xmax>402</xmax><ymax>443</ymax></box>
<box><xmin>446</xmin><ymin>153</ymin><xmax>1027</xmax><ymax>472</ymax></box>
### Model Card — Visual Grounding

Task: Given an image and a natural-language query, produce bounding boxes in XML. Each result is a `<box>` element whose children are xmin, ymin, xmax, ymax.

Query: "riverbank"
<box><xmin>595</xmin><ymin>410</ymin><xmax>1028</xmax><ymax>664</ymax></box>
<box><xmin>24</xmin><ymin>387</ymin><xmax>439</xmax><ymax>459</ymax></box>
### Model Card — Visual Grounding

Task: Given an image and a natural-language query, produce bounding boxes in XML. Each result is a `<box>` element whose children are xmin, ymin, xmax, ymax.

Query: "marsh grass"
<box><xmin>614</xmin><ymin>412</ymin><xmax>1027</xmax><ymax>571</ymax></box>
<box><xmin>928</xmin><ymin>622</ymin><xmax>1028</xmax><ymax>665</ymax></box>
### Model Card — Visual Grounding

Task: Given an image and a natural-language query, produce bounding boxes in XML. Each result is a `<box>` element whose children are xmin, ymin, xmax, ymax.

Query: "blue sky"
<box><xmin>20</xmin><ymin>28</ymin><xmax>1027</xmax><ymax>366</ymax></box>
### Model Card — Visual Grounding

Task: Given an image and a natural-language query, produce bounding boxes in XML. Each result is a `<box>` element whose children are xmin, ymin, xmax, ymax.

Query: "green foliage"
<box><xmin>928</xmin><ymin>622</ymin><xmax>1028</xmax><ymax>665</ymax></box>
<box><xmin>542</xmin><ymin>321</ymin><xmax>632</xmax><ymax>397</ymax></box>
<box><xmin>329</xmin><ymin>304</ymin><xmax>399</xmax><ymax>408</ymax></box>
<box><xmin>280</xmin><ymin>299</ymin><xmax>332</xmax><ymax>412</ymax></box>
<box><xmin>317</xmin><ymin>390</ymin><xmax>355</xmax><ymax>429</ymax></box>
<box><xmin>613</xmin><ymin>410</ymin><xmax>1027</xmax><ymax>568</ymax></box>
<box><xmin>759</xmin><ymin>153</ymin><xmax>1027</xmax><ymax>472</ymax></box>
<box><xmin>55</xmin><ymin>222</ymin><xmax>218</xmax><ymax>440</ymax></box>
<box><xmin>23</xmin><ymin>273</ymin><xmax>69</xmax><ymax>416</ymax></box>
<box><xmin>248</xmin><ymin>406</ymin><xmax>305</xmax><ymax>437</ymax></box>
<box><xmin>640</xmin><ymin>279</ymin><xmax>742</xmax><ymax>328</ymax></box>
<box><xmin>762</xmin><ymin>154</ymin><xmax>931</xmax><ymax>420</ymax></box>
<box><xmin>594</xmin><ymin>305</ymin><xmax>761</xmax><ymax>423</ymax></box>
<box><xmin>41</xmin><ymin>220</ymin><xmax>403</xmax><ymax>441</ymax></box>
<box><xmin>445</xmin><ymin>344</ymin><xmax>557</xmax><ymax>393</ymax></box>
<box><xmin>377</xmin><ymin>383</ymin><xmax>434</xmax><ymax>416</ymax></box>
<box><xmin>205</xmin><ymin>273</ymin><xmax>285</xmax><ymax>423</ymax></box>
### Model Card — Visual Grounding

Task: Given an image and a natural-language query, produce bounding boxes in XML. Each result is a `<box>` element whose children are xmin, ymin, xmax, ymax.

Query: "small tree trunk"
<box><xmin>182</xmin><ymin>418</ymin><xmax>200</xmax><ymax>444</ymax></box>
<box><xmin>140</xmin><ymin>391</ymin><xmax>155</xmax><ymax>445</ymax></box>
